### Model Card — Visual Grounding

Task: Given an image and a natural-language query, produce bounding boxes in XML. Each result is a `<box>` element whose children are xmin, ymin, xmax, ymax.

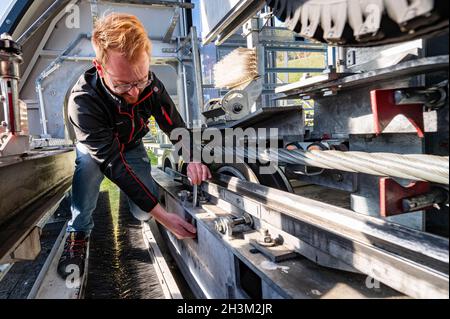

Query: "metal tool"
<box><xmin>165</xmin><ymin>167</ymin><xmax>207</xmax><ymax>207</ymax></box>
<box><xmin>192</xmin><ymin>184</ymin><xmax>198</xmax><ymax>207</ymax></box>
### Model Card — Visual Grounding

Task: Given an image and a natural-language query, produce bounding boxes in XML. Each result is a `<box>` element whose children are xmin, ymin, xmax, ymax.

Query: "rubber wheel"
<box><xmin>212</xmin><ymin>162</ymin><xmax>293</xmax><ymax>193</ymax></box>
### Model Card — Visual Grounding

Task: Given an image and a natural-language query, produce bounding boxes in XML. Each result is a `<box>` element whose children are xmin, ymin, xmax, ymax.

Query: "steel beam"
<box><xmin>0</xmin><ymin>149</ymin><xmax>75</xmax><ymax>263</ymax></box>
<box><xmin>199</xmin><ymin>173</ymin><xmax>448</xmax><ymax>298</ymax></box>
<box><xmin>202</xmin><ymin>0</ymin><xmax>266</xmax><ymax>45</ymax></box>
<box><xmin>153</xmin><ymin>168</ymin><xmax>448</xmax><ymax>298</ymax></box>
<box><xmin>16</xmin><ymin>0</ymin><xmax>70</xmax><ymax>45</ymax></box>
<box><xmin>277</xmin><ymin>55</ymin><xmax>449</xmax><ymax>99</ymax></box>
<box><xmin>102</xmin><ymin>0</ymin><xmax>194</xmax><ymax>9</ymax></box>
<box><xmin>163</xmin><ymin>8</ymin><xmax>180</xmax><ymax>43</ymax></box>
<box><xmin>153</xmin><ymin>169</ymin><xmax>405</xmax><ymax>298</ymax></box>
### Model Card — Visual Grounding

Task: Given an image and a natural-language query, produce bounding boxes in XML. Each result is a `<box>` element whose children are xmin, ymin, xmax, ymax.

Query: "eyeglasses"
<box><xmin>111</xmin><ymin>79</ymin><xmax>152</xmax><ymax>94</ymax></box>
<box><xmin>100</xmin><ymin>62</ymin><xmax>153</xmax><ymax>94</ymax></box>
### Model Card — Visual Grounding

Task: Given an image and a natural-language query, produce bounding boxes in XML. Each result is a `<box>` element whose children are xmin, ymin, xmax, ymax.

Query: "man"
<box><xmin>57</xmin><ymin>13</ymin><xmax>211</xmax><ymax>279</ymax></box>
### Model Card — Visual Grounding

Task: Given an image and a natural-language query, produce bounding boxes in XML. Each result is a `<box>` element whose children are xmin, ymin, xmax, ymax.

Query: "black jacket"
<box><xmin>68</xmin><ymin>67</ymin><xmax>186</xmax><ymax>212</ymax></box>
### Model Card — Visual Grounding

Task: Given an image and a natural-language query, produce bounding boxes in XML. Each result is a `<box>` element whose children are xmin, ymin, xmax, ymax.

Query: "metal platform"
<box><xmin>275</xmin><ymin>55</ymin><xmax>449</xmax><ymax>99</ymax></box>
<box><xmin>0</xmin><ymin>183</ymin><xmax>184</xmax><ymax>299</ymax></box>
<box><xmin>152</xmin><ymin>168</ymin><xmax>449</xmax><ymax>299</ymax></box>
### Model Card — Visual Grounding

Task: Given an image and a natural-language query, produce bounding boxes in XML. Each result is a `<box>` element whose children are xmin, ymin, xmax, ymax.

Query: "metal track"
<box><xmin>0</xmin><ymin>185</ymin><xmax>181</xmax><ymax>299</ymax></box>
<box><xmin>27</xmin><ymin>224</ymin><xmax>89</xmax><ymax>299</ymax></box>
<box><xmin>190</xmin><ymin>172</ymin><xmax>449</xmax><ymax>298</ymax></box>
<box><xmin>0</xmin><ymin>173</ymin><xmax>73</xmax><ymax>264</ymax></box>
<box><xmin>142</xmin><ymin>221</ymin><xmax>183</xmax><ymax>299</ymax></box>
<box><xmin>10</xmin><ymin>214</ymin><xmax>181</xmax><ymax>299</ymax></box>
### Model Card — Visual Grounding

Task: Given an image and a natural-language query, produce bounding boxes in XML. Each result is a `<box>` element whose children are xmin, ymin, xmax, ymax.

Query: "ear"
<box><xmin>93</xmin><ymin>59</ymin><xmax>105</xmax><ymax>78</ymax></box>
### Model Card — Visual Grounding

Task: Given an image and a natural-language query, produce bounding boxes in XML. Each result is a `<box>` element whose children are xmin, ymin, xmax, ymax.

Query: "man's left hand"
<box><xmin>187</xmin><ymin>162</ymin><xmax>212</xmax><ymax>185</ymax></box>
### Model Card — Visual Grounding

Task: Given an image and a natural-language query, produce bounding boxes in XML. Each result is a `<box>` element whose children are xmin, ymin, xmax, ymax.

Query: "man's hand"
<box><xmin>187</xmin><ymin>162</ymin><xmax>212</xmax><ymax>185</ymax></box>
<box><xmin>150</xmin><ymin>204</ymin><xmax>196</xmax><ymax>239</ymax></box>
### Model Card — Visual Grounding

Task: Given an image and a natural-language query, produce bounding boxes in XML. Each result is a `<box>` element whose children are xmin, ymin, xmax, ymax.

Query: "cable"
<box><xmin>203</xmin><ymin>145</ymin><xmax>449</xmax><ymax>184</ymax></box>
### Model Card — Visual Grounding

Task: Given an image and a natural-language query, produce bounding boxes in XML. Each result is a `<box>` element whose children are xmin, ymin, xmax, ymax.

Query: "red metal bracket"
<box><xmin>370</xmin><ymin>89</ymin><xmax>425</xmax><ymax>138</ymax></box>
<box><xmin>379</xmin><ymin>177</ymin><xmax>430</xmax><ymax>217</ymax></box>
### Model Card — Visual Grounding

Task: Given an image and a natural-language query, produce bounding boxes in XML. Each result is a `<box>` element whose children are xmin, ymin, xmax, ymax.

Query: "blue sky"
<box><xmin>0</xmin><ymin>0</ymin><xmax>15</xmax><ymax>24</ymax></box>
<box><xmin>192</xmin><ymin>0</ymin><xmax>201</xmax><ymax>30</ymax></box>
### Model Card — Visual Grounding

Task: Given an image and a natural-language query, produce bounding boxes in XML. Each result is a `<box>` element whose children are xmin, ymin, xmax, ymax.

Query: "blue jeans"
<box><xmin>67</xmin><ymin>142</ymin><xmax>158</xmax><ymax>234</ymax></box>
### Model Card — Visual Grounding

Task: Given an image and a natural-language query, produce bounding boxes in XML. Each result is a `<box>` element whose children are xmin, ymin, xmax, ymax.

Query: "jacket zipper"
<box><xmin>128</xmin><ymin>117</ymin><xmax>135</xmax><ymax>144</ymax></box>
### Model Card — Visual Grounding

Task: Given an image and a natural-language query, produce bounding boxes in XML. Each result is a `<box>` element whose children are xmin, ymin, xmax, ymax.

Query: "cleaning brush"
<box><xmin>213</xmin><ymin>48</ymin><xmax>259</xmax><ymax>90</ymax></box>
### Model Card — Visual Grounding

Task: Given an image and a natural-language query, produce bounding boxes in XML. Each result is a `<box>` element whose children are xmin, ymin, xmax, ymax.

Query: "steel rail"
<box><xmin>198</xmin><ymin>173</ymin><xmax>449</xmax><ymax>299</ymax></box>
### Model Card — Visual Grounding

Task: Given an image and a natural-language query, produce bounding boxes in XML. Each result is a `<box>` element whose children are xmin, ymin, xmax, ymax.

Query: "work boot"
<box><xmin>57</xmin><ymin>231</ymin><xmax>88</xmax><ymax>280</ymax></box>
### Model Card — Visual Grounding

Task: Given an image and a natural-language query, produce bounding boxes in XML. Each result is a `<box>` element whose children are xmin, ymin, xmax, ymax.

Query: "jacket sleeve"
<box><xmin>151</xmin><ymin>76</ymin><xmax>196</xmax><ymax>162</ymax></box>
<box><xmin>68</xmin><ymin>92</ymin><xmax>159</xmax><ymax>212</ymax></box>
<box><xmin>152</xmin><ymin>75</ymin><xmax>187</xmax><ymax>137</ymax></box>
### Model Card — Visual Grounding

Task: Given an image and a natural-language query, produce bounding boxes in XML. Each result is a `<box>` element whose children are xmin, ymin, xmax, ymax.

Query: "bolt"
<box><xmin>258</xmin><ymin>228</ymin><xmax>275</xmax><ymax>246</ymax></box>
<box><xmin>260</xmin><ymin>228</ymin><xmax>269</xmax><ymax>236</ymax></box>
<box><xmin>214</xmin><ymin>219</ymin><xmax>226</xmax><ymax>234</ymax></box>
<box><xmin>232</xmin><ymin>103</ymin><xmax>243</xmax><ymax>113</ymax></box>
<box><xmin>177</xmin><ymin>190</ymin><xmax>190</xmax><ymax>202</ymax></box>
<box><xmin>332</xmin><ymin>173</ymin><xmax>344</xmax><ymax>182</ymax></box>
<box><xmin>260</xmin><ymin>228</ymin><xmax>273</xmax><ymax>243</ymax></box>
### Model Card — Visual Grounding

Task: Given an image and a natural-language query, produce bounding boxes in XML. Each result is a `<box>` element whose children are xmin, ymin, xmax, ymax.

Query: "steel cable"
<box><xmin>204</xmin><ymin>145</ymin><xmax>449</xmax><ymax>184</ymax></box>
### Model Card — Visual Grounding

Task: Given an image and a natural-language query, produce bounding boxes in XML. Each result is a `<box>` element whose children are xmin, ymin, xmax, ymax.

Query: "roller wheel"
<box><xmin>265</xmin><ymin>0</ymin><xmax>449</xmax><ymax>46</ymax></box>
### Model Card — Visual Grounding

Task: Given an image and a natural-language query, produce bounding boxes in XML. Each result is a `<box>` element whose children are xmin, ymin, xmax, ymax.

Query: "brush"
<box><xmin>213</xmin><ymin>48</ymin><xmax>259</xmax><ymax>90</ymax></box>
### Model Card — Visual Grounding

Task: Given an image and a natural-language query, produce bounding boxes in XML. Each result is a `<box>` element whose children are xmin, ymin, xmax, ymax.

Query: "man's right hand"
<box><xmin>150</xmin><ymin>204</ymin><xmax>197</xmax><ymax>239</ymax></box>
